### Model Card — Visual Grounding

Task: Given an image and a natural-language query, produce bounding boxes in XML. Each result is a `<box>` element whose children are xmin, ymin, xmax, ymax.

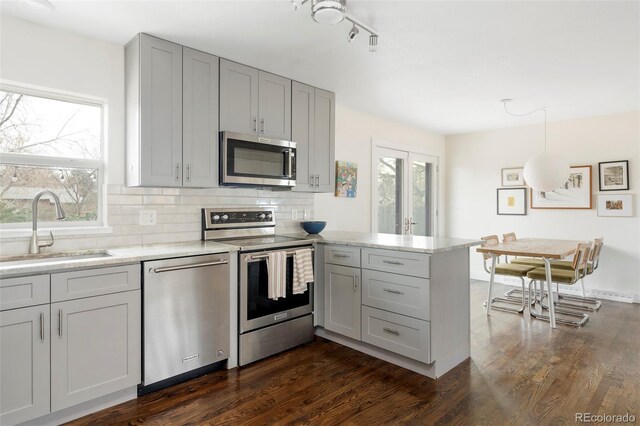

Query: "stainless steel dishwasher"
<box><xmin>141</xmin><ymin>253</ymin><xmax>230</xmax><ymax>390</ymax></box>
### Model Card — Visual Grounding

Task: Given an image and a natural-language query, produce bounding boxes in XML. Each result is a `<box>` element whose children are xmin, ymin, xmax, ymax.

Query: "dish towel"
<box><xmin>267</xmin><ymin>251</ymin><xmax>287</xmax><ymax>300</ymax></box>
<box><xmin>293</xmin><ymin>248</ymin><xmax>314</xmax><ymax>294</ymax></box>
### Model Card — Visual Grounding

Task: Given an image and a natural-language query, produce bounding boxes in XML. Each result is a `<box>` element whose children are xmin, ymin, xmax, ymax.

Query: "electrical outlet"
<box><xmin>140</xmin><ymin>210</ymin><xmax>157</xmax><ymax>226</ymax></box>
<box><xmin>291</xmin><ymin>209</ymin><xmax>299</xmax><ymax>220</ymax></box>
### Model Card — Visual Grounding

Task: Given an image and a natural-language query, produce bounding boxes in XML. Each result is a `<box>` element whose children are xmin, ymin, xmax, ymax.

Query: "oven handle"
<box><xmin>152</xmin><ymin>260</ymin><xmax>229</xmax><ymax>273</ymax></box>
<box><xmin>245</xmin><ymin>247</ymin><xmax>314</xmax><ymax>262</ymax></box>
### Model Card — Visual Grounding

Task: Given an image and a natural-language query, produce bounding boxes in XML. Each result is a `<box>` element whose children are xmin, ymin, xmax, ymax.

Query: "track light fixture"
<box><xmin>347</xmin><ymin>24</ymin><xmax>359</xmax><ymax>42</ymax></box>
<box><xmin>291</xmin><ymin>0</ymin><xmax>379</xmax><ymax>52</ymax></box>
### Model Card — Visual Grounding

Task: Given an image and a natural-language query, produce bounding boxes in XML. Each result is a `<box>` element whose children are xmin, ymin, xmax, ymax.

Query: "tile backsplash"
<box><xmin>1</xmin><ymin>185</ymin><xmax>314</xmax><ymax>255</ymax></box>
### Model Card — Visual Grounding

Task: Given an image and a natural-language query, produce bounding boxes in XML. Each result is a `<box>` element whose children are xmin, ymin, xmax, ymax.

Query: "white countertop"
<box><xmin>284</xmin><ymin>231</ymin><xmax>482</xmax><ymax>254</ymax></box>
<box><xmin>0</xmin><ymin>241</ymin><xmax>237</xmax><ymax>278</ymax></box>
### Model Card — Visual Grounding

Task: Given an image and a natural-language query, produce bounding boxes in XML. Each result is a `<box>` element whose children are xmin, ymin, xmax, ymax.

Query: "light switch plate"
<box><xmin>304</xmin><ymin>209</ymin><xmax>313</xmax><ymax>220</ymax></box>
<box><xmin>140</xmin><ymin>210</ymin><xmax>157</xmax><ymax>226</ymax></box>
<box><xmin>291</xmin><ymin>209</ymin><xmax>299</xmax><ymax>220</ymax></box>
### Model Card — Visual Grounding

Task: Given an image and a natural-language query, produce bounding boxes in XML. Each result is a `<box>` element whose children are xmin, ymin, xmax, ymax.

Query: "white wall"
<box><xmin>314</xmin><ymin>105</ymin><xmax>446</xmax><ymax>234</ymax></box>
<box><xmin>446</xmin><ymin>111</ymin><xmax>640</xmax><ymax>302</ymax></box>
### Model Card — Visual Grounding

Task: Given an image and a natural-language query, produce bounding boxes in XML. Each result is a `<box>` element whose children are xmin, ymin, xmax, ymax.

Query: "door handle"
<box><xmin>58</xmin><ymin>309</ymin><xmax>62</xmax><ymax>337</ymax></box>
<box><xmin>176</xmin><ymin>163</ymin><xmax>181</xmax><ymax>182</ymax></box>
<box><xmin>252</xmin><ymin>117</ymin><xmax>257</xmax><ymax>133</ymax></box>
<box><xmin>315</xmin><ymin>175</ymin><xmax>319</xmax><ymax>188</ymax></box>
<box><xmin>260</xmin><ymin>118</ymin><xmax>265</xmax><ymax>134</ymax></box>
<box><xmin>40</xmin><ymin>312</ymin><xmax>45</xmax><ymax>342</ymax></box>
<box><xmin>353</xmin><ymin>275</ymin><xmax>359</xmax><ymax>292</ymax></box>
<box><xmin>153</xmin><ymin>260</ymin><xmax>229</xmax><ymax>273</ymax></box>
<box><xmin>309</xmin><ymin>174</ymin><xmax>314</xmax><ymax>188</ymax></box>
<box><xmin>186</xmin><ymin>164</ymin><xmax>191</xmax><ymax>182</ymax></box>
<box><xmin>283</xmin><ymin>149</ymin><xmax>294</xmax><ymax>178</ymax></box>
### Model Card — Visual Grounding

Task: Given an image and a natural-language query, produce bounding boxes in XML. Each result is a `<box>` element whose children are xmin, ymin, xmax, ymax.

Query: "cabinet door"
<box><xmin>139</xmin><ymin>34</ymin><xmax>183</xmax><ymax>186</ymax></box>
<box><xmin>258</xmin><ymin>71</ymin><xmax>291</xmax><ymax>140</ymax></box>
<box><xmin>51</xmin><ymin>291</ymin><xmax>141</xmax><ymax>411</ymax></box>
<box><xmin>314</xmin><ymin>88</ymin><xmax>335</xmax><ymax>192</ymax></box>
<box><xmin>0</xmin><ymin>306</ymin><xmax>50</xmax><ymax>426</ymax></box>
<box><xmin>183</xmin><ymin>48</ymin><xmax>220</xmax><ymax>187</ymax></box>
<box><xmin>324</xmin><ymin>264</ymin><xmax>361</xmax><ymax>340</ymax></box>
<box><xmin>291</xmin><ymin>81</ymin><xmax>314</xmax><ymax>192</ymax></box>
<box><xmin>220</xmin><ymin>59</ymin><xmax>259</xmax><ymax>135</ymax></box>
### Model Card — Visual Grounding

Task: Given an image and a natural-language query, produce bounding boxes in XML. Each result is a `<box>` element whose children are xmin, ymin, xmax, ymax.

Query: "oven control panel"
<box><xmin>202</xmin><ymin>208</ymin><xmax>276</xmax><ymax>232</ymax></box>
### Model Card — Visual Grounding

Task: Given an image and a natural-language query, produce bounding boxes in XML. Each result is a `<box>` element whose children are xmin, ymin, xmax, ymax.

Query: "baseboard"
<box><xmin>471</xmin><ymin>272</ymin><xmax>635</xmax><ymax>304</ymax></box>
<box><xmin>23</xmin><ymin>386</ymin><xmax>137</xmax><ymax>426</ymax></box>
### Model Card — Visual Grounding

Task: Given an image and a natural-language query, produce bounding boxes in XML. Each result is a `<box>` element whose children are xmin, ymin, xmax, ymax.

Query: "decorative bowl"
<box><xmin>301</xmin><ymin>221</ymin><xmax>327</xmax><ymax>234</ymax></box>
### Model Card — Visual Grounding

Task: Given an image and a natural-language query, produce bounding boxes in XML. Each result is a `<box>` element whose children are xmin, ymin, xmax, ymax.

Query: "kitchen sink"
<box><xmin>0</xmin><ymin>250</ymin><xmax>113</xmax><ymax>265</ymax></box>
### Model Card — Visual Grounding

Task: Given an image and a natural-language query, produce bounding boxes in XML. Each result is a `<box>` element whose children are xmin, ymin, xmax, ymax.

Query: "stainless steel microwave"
<box><xmin>219</xmin><ymin>131</ymin><xmax>296</xmax><ymax>187</ymax></box>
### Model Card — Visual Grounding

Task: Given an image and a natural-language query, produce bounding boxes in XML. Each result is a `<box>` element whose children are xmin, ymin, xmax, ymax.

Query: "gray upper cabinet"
<box><xmin>183</xmin><ymin>48</ymin><xmax>220</xmax><ymax>187</ymax></box>
<box><xmin>292</xmin><ymin>83</ymin><xmax>335</xmax><ymax>193</ymax></box>
<box><xmin>126</xmin><ymin>33</ymin><xmax>183</xmax><ymax>187</ymax></box>
<box><xmin>258</xmin><ymin>71</ymin><xmax>291</xmax><ymax>140</ymax></box>
<box><xmin>220</xmin><ymin>59</ymin><xmax>291</xmax><ymax>140</ymax></box>
<box><xmin>219</xmin><ymin>59</ymin><xmax>259</xmax><ymax>135</ymax></box>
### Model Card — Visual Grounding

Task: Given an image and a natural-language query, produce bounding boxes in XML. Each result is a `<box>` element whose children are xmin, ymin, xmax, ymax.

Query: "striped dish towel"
<box><xmin>267</xmin><ymin>251</ymin><xmax>287</xmax><ymax>300</ymax></box>
<box><xmin>293</xmin><ymin>248</ymin><xmax>314</xmax><ymax>294</ymax></box>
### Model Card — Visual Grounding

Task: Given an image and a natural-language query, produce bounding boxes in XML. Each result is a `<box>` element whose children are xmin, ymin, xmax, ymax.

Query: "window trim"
<box><xmin>0</xmin><ymin>84</ymin><xmax>107</xmax><ymax>231</ymax></box>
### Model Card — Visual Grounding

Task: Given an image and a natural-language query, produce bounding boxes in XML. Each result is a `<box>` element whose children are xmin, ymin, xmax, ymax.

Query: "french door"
<box><xmin>373</xmin><ymin>147</ymin><xmax>437</xmax><ymax>236</ymax></box>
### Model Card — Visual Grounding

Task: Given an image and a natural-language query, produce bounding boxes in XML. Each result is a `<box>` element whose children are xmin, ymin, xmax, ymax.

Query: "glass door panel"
<box><xmin>377</xmin><ymin>154</ymin><xmax>405</xmax><ymax>234</ymax></box>
<box><xmin>410</xmin><ymin>157</ymin><xmax>433</xmax><ymax>236</ymax></box>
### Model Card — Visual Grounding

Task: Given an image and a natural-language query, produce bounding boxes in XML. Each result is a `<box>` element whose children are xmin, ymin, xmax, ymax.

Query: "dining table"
<box><xmin>476</xmin><ymin>238</ymin><xmax>586</xmax><ymax>328</ymax></box>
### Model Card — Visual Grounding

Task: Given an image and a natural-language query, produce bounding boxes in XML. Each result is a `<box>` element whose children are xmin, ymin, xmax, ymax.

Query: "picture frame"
<box><xmin>597</xmin><ymin>194</ymin><xmax>633</xmax><ymax>217</ymax></box>
<box><xmin>501</xmin><ymin>167</ymin><xmax>525</xmax><ymax>187</ymax></box>
<box><xmin>530</xmin><ymin>165</ymin><xmax>592</xmax><ymax>209</ymax></box>
<box><xmin>497</xmin><ymin>188</ymin><xmax>527</xmax><ymax>215</ymax></box>
<box><xmin>335</xmin><ymin>161</ymin><xmax>357</xmax><ymax>198</ymax></box>
<box><xmin>598</xmin><ymin>160</ymin><xmax>629</xmax><ymax>191</ymax></box>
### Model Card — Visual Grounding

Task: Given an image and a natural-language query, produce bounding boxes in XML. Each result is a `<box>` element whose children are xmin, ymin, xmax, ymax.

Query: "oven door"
<box><xmin>240</xmin><ymin>249</ymin><xmax>313</xmax><ymax>333</ymax></box>
<box><xmin>220</xmin><ymin>131</ymin><xmax>296</xmax><ymax>187</ymax></box>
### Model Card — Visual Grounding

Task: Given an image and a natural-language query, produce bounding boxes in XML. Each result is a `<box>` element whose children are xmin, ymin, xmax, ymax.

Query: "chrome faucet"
<box><xmin>29</xmin><ymin>190</ymin><xmax>66</xmax><ymax>254</ymax></box>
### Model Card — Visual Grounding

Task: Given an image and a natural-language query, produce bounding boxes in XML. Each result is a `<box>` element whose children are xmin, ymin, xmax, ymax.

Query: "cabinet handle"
<box><xmin>252</xmin><ymin>117</ymin><xmax>257</xmax><ymax>133</ymax></box>
<box><xmin>176</xmin><ymin>163</ymin><xmax>181</xmax><ymax>182</ymax></box>
<box><xmin>58</xmin><ymin>309</ymin><xmax>62</xmax><ymax>337</ymax></box>
<box><xmin>333</xmin><ymin>254</ymin><xmax>349</xmax><ymax>258</ymax></box>
<box><xmin>309</xmin><ymin>174</ymin><xmax>314</xmax><ymax>188</ymax></box>
<box><xmin>186</xmin><ymin>164</ymin><xmax>191</xmax><ymax>182</ymax></box>
<box><xmin>353</xmin><ymin>275</ymin><xmax>359</xmax><ymax>292</ymax></box>
<box><xmin>260</xmin><ymin>118</ymin><xmax>265</xmax><ymax>134</ymax></box>
<box><xmin>383</xmin><ymin>327</ymin><xmax>400</xmax><ymax>335</ymax></box>
<box><xmin>383</xmin><ymin>260</ymin><xmax>404</xmax><ymax>266</ymax></box>
<box><xmin>40</xmin><ymin>312</ymin><xmax>44</xmax><ymax>342</ymax></box>
<box><xmin>315</xmin><ymin>175</ymin><xmax>320</xmax><ymax>188</ymax></box>
<box><xmin>383</xmin><ymin>288</ymin><xmax>404</xmax><ymax>295</ymax></box>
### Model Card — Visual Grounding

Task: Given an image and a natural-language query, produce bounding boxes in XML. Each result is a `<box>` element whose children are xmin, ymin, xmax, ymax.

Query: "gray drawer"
<box><xmin>361</xmin><ymin>248</ymin><xmax>429</xmax><ymax>278</ymax></box>
<box><xmin>362</xmin><ymin>269</ymin><xmax>430</xmax><ymax>320</ymax></box>
<box><xmin>324</xmin><ymin>245</ymin><xmax>361</xmax><ymax>268</ymax></box>
<box><xmin>52</xmin><ymin>264</ymin><xmax>141</xmax><ymax>302</ymax></box>
<box><xmin>361</xmin><ymin>305</ymin><xmax>430</xmax><ymax>364</ymax></box>
<box><xmin>0</xmin><ymin>274</ymin><xmax>50</xmax><ymax>311</ymax></box>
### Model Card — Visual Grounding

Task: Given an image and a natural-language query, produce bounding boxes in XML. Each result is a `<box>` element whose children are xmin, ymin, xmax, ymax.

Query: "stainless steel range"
<box><xmin>202</xmin><ymin>207</ymin><xmax>314</xmax><ymax>366</ymax></box>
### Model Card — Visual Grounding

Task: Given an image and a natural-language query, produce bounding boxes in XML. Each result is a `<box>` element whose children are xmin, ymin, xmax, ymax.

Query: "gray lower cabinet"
<box><xmin>324</xmin><ymin>263</ymin><xmax>361</xmax><ymax>340</ymax></box>
<box><xmin>51</xmin><ymin>290</ymin><xmax>141</xmax><ymax>411</ymax></box>
<box><xmin>220</xmin><ymin>59</ymin><xmax>292</xmax><ymax>140</ymax></box>
<box><xmin>126</xmin><ymin>34</ymin><xmax>219</xmax><ymax>188</ymax></box>
<box><xmin>292</xmin><ymin>82</ymin><xmax>335</xmax><ymax>193</ymax></box>
<box><xmin>0</xmin><ymin>305</ymin><xmax>50</xmax><ymax>426</ymax></box>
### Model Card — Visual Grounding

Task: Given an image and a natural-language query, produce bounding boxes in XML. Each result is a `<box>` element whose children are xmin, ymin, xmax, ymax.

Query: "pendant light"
<box><xmin>502</xmin><ymin>99</ymin><xmax>570</xmax><ymax>192</ymax></box>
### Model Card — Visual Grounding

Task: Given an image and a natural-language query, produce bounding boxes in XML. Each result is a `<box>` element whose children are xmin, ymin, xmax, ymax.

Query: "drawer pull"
<box><xmin>40</xmin><ymin>312</ymin><xmax>45</xmax><ymax>342</ymax></box>
<box><xmin>333</xmin><ymin>254</ymin><xmax>350</xmax><ymax>258</ymax></box>
<box><xmin>383</xmin><ymin>260</ymin><xmax>404</xmax><ymax>266</ymax></box>
<box><xmin>383</xmin><ymin>327</ymin><xmax>400</xmax><ymax>335</ymax></box>
<box><xmin>58</xmin><ymin>309</ymin><xmax>63</xmax><ymax>337</ymax></box>
<box><xmin>383</xmin><ymin>288</ymin><xmax>404</xmax><ymax>295</ymax></box>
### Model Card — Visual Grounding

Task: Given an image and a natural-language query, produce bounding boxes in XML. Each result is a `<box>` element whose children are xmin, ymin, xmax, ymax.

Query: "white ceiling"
<box><xmin>2</xmin><ymin>0</ymin><xmax>638</xmax><ymax>135</ymax></box>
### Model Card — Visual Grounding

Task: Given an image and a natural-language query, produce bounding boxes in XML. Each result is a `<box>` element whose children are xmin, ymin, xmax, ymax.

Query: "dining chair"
<box><xmin>526</xmin><ymin>242</ymin><xmax>591</xmax><ymax>326</ymax></box>
<box><xmin>543</xmin><ymin>238</ymin><xmax>603</xmax><ymax>312</ymax></box>
<box><xmin>481</xmin><ymin>235</ymin><xmax>536</xmax><ymax>314</ymax></box>
<box><xmin>501</xmin><ymin>232</ymin><xmax>543</xmax><ymax>304</ymax></box>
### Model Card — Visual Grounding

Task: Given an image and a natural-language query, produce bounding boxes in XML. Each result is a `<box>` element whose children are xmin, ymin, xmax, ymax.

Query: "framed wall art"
<box><xmin>530</xmin><ymin>165</ymin><xmax>592</xmax><ymax>209</ymax></box>
<box><xmin>335</xmin><ymin>161</ymin><xmax>357</xmax><ymax>198</ymax></box>
<box><xmin>501</xmin><ymin>167</ymin><xmax>525</xmax><ymax>187</ymax></box>
<box><xmin>497</xmin><ymin>188</ymin><xmax>527</xmax><ymax>215</ymax></box>
<box><xmin>597</xmin><ymin>194</ymin><xmax>633</xmax><ymax>217</ymax></box>
<box><xmin>598</xmin><ymin>160</ymin><xmax>629</xmax><ymax>191</ymax></box>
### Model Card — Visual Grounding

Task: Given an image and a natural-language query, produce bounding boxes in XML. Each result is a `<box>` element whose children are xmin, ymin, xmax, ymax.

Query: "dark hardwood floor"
<box><xmin>67</xmin><ymin>281</ymin><xmax>640</xmax><ymax>425</ymax></box>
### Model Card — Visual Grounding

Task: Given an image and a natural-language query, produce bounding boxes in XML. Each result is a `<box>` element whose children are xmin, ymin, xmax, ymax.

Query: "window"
<box><xmin>0</xmin><ymin>87</ymin><xmax>104</xmax><ymax>229</ymax></box>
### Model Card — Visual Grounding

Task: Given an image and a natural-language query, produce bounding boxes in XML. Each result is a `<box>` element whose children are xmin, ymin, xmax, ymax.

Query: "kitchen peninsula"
<box><xmin>294</xmin><ymin>231</ymin><xmax>482</xmax><ymax>379</ymax></box>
